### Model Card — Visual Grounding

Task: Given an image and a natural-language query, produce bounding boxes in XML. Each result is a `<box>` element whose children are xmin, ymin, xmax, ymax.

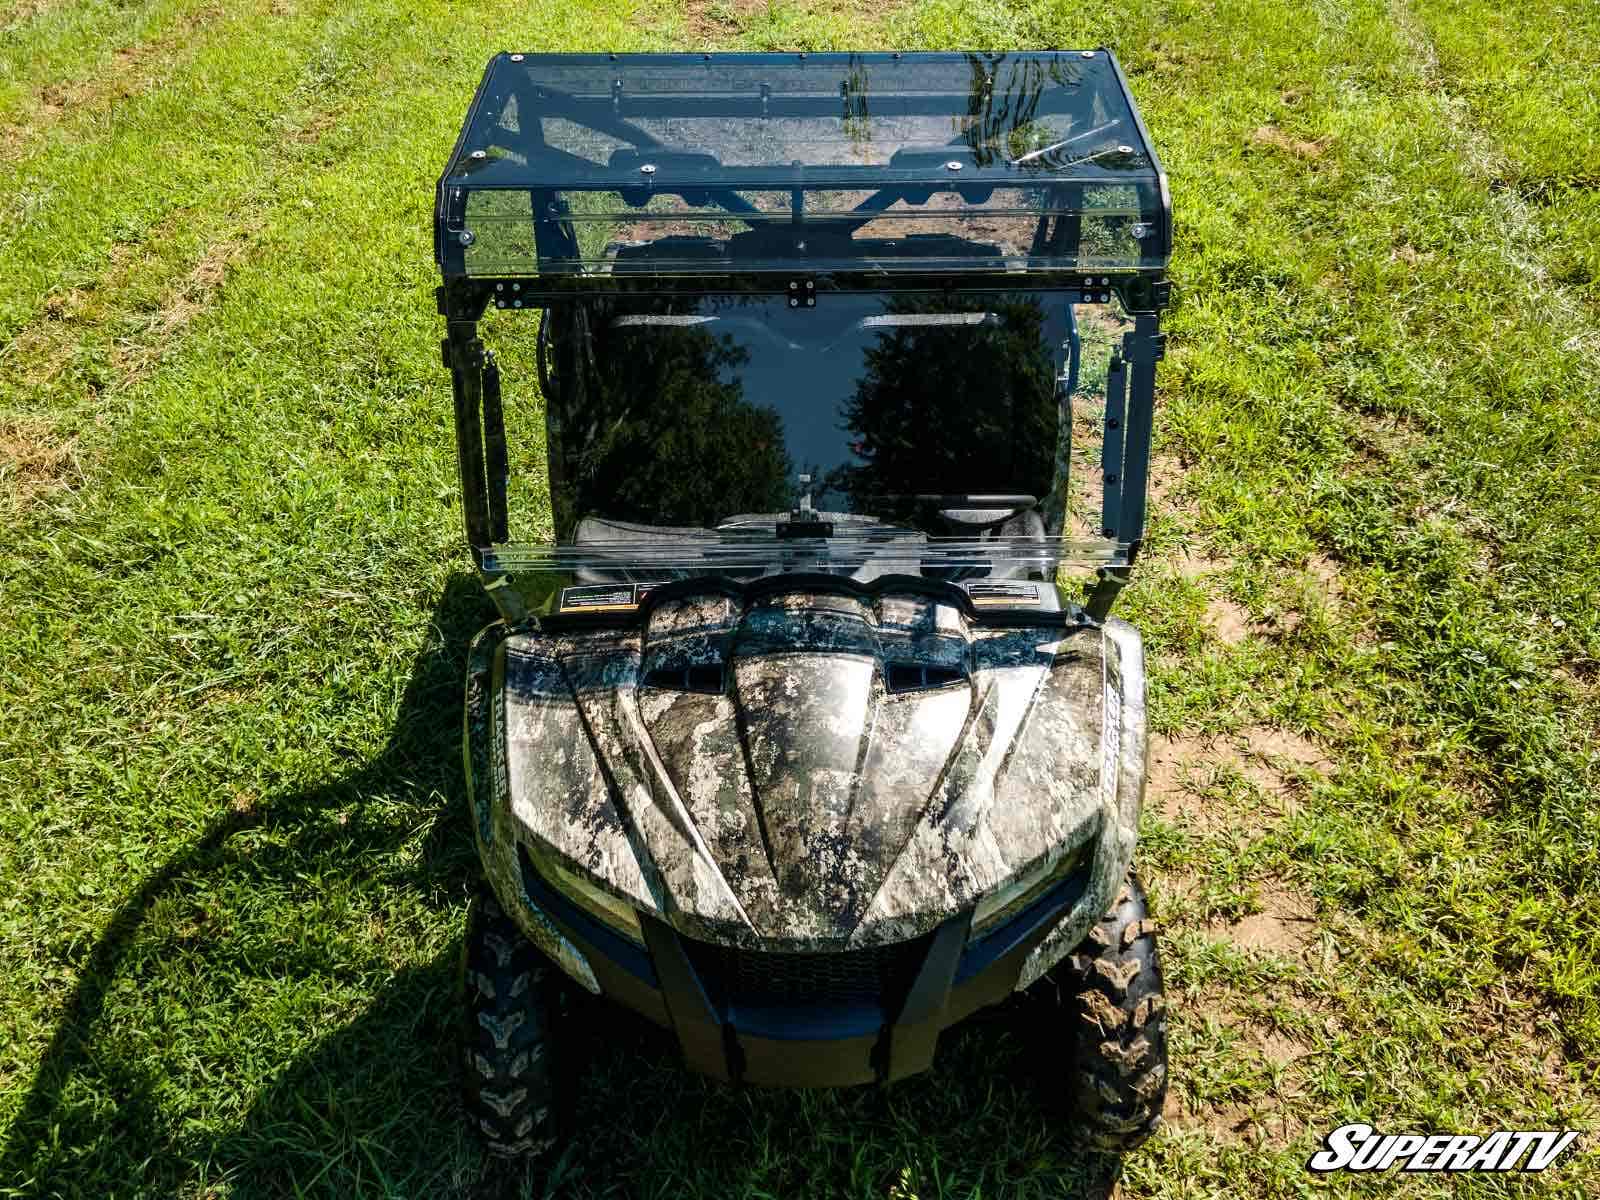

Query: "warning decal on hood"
<box><xmin>558</xmin><ymin>582</ymin><xmax>662</xmax><ymax>614</ymax></box>
<box><xmin>963</xmin><ymin>581</ymin><xmax>1042</xmax><ymax>607</ymax></box>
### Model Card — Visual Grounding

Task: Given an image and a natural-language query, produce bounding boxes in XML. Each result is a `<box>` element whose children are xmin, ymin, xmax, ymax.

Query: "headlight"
<box><xmin>971</xmin><ymin>847</ymin><xmax>1083</xmax><ymax>935</ymax></box>
<box><xmin>532</xmin><ymin>850</ymin><xmax>645</xmax><ymax>944</ymax></box>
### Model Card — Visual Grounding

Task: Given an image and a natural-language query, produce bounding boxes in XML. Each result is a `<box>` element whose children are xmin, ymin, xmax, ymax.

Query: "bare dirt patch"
<box><xmin>4</xmin><ymin>223</ymin><xmax>249</xmax><ymax>403</ymax></box>
<box><xmin>1147</xmin><ymin>726</ymin><xmax>1329</xmax><ymax>831</ymax></box>
<box><xmin>3</xmin><ymin>320</ymin><xmax>80</xmax><ymax>393</ymax></box>
<box><xmin>1148</xmin><ymin>732</ymin><xmax>1232</xmax><ymax>832</ymax></box>
<box><xmin>1164</xmin><ymin>1048</ymin><xmax>1313</xmax><ymax>1146</ymax></box>
<box><xmin>1449</xmin><ymin>985</ymin><xmax>1590</xmax><ymax>1112</ymax></box>
<box><xmin>1218</xmin><ymin>882</ymin><xmax>1320</xmax><ymax>957</ymax></box>
<box><xmin>1187</xmin><ymin>985</ymin><xmax>1319</xmax><ymax>1057</ymax></box>
<box><xmin>1306</xmin><ymin>553</ymin><xmax>1341</xmax><ymax>598</ymax></box>
<box><xmin>1261</xmin><ymin>552</ymin><xmax>1370</xmax><ymax>646</ymax></box>
<box><xmin>1163</xmin><ymin>983</ymin><xmax>1321</xmax><ymax>1145</ymax></box>
<box><xmin>1146</xmin><ymin>452</ymin><xmax>1192</xmax><ymax>519</ymax></box>
<box><xmin>1173</xmin><ymin>546</ymin><xmax>1229</xmax><ymax>579</ymax></box>
<box><xmin>1205</xmin><ymin>595</ymin><xmax>1253</xmax><ymax>646</ymax></box>
<box><xmin>1240</xmin><ymin>724</ymin><xmax>1329</xmax><ymax>776</ymax></box>
<box><xmin>1257</xmin><ymin>1027</ymin><xmax>1312</xmax><ymax>1067</ymax></box>
<box><xmin>1350</xmin><ymin>408</ymin><xmax>1425</xmax><ymax>469</ymax></box>
<box><xmin>682</xmin><ymin>0</ymin><xmax>905</xmax><ymax>40</ymax></box>
<box><xmin>4</xmin><ymin>231</ymin><xmax>153</xmax><ymax>391</ymax></box>
<box><xmin>1</xmin><ymin>0</ymin><xmax>65</xmax><ymax>27</ymax></box>
<box><xmin>288</xmin><ymin>107</ymin><xmax>345</xmax><ymax>144</ymax></box>
<box><xmin>1163</xmin><ymin>544</ymin><xmax>1264</xmax><ymax>645</ymax></box>
<box><xmin>1171</xmin><ymin>1097</ymin><xmax>1309</xmax><ymax>1146</ymax></box>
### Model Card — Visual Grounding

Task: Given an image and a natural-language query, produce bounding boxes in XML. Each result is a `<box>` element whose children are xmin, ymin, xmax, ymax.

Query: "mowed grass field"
<box><xmin>2</xmin><ymin>0</ymin><xmax>1597</xmax><ymax>1196</ymax></box>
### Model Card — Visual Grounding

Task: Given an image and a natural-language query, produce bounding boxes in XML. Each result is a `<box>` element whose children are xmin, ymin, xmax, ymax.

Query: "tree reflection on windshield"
<box><xmin>547</xmin><ymin>293</ymin><xmax>1062</xmax><ymax>538</ymax></box>
<box><xmin>828</xmin><ymin>295</ymin><xmax>1057</xmax><ymax>520</ymax></box>
<box><xmin>553</xmin><ymin>302</ymin><xmax>793</xmax><ymax>532</ymax></box>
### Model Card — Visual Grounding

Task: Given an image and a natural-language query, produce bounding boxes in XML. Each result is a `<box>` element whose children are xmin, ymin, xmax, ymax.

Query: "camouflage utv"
<box><xmin>435</xmin><ymin>50</ymin><xmax>1173</xmax><ymax>1157</ymax></box>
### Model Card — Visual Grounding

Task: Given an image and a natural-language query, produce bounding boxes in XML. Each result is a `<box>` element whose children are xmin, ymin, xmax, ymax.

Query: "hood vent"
<box><xmin>643</xmin><ymin>663</ymin><xmax>727</xmax><ymax>694</ymax></box>
<box><xmin>885</xmin><ymin>662</ymin><xmax>968</xmax><ymax>693</ymax></box>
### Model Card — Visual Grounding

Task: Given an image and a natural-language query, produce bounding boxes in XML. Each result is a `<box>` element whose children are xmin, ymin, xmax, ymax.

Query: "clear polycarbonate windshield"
<box><xmin>543</xmin><ymin>291</ymin><xmax>1065</xmax><ymax>532</ymax></box>
<box><xmin>480</xmin><ymin>290</ymin><xmax>1135</xmax><ymax>612</ymax></box>
<box><xmin>436</xmin><ymin>51</ymin><xmax>1169</xmax><ymax>277</ymax></box>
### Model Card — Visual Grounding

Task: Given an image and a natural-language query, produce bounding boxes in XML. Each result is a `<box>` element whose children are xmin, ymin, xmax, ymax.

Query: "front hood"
<box><xmin>497</xmin><ymin>590</ymin><xmax>1123</xmax><ymax>949</ymax></box>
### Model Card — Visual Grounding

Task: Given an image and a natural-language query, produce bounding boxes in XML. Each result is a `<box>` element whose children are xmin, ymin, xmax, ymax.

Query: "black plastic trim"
<box><xmin>881</xmin><ymin>913</ymin><xmax>971</xmax><ymax>1080</ymax></box>
<box><xmin>727</xmin><ymin>1001</ymin><xmax>886</xmax><ymax>1042</ymax></box>
<box><xmin>516</xmin><ymin>843</ymin><xmax>657</xmax><ymax>986</ymax></box>
<box><xmin>445</xmin><ymin>271</ymin><xmax>1165</xmax><ymax>302</ymax></box>
<box><xmin>640</xmin><ymin>914</ymin><xmax>733</xmax><ymax>1081</ymax></box>
<box><xmin>679</xmin><ymin>929</ymin><xmax>935</xmax><ymax>1042</ymax></box>
<box><xmin>954</xmin><ymin>861</ymin><xmax>1093</xmax><ymax>984</ymax></box>
<box><xmin>481</xmin><ymin>352</ymin><xmax>509</xmax><ymax>543</ymax></box>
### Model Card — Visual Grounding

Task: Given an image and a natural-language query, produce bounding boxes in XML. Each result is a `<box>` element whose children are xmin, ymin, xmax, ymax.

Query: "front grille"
<box><xmin>682</xmin><ymin>935</ymin><xmax>931</xmax><ymax>1010</ymax></box>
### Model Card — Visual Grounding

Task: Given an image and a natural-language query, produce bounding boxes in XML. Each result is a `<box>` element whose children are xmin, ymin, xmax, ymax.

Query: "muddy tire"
<box><xmin>461</xmin><ymin>886</ymin><xmax>564</xmax><ymax>1158</ymax></box>
<box><xmin>1051</xmin><ymin>873</ymin><xmax>1169</xmax><ymax>1151</ymax></box>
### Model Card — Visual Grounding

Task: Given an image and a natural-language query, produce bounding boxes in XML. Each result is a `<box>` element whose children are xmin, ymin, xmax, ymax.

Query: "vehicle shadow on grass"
<box><xmin>0</xmin><ymin>571</ymin><xmax>1122</xmax><ymax>1199</ymax></box>
<box><xmin>212</xmin><ymin>976</ymin><xmax>1125</xmax><ymax>1199</ymax></box>
<box><xmin>0</xmin><ymin>572</ymin><xmax>494</xmax><ymax>1196</ymax></box>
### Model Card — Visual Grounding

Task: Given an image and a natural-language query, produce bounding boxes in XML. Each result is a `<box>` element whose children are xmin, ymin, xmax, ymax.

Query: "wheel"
<box><xmin>1047</xmin><ymin>873</ymin><xmax>1169</xmax><ymax>1151</ymax></box>
<box><xmin>460</xmin><ymin>885</ymin><xmax>566</xmax><ymax>1157</ymax></box>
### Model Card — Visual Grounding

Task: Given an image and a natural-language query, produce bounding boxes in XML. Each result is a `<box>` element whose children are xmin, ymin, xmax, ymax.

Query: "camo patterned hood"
<box><xmin>494</xmin><ymin>590</ymin><xmax>1130</xmax><ymax>951</ymax></box>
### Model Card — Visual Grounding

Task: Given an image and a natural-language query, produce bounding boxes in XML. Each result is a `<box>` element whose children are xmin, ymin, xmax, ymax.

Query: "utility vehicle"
<box><xmin>435</xmin><ymin>50</ymin><xmax>1172</xmax><ymax>1158</ymax></box>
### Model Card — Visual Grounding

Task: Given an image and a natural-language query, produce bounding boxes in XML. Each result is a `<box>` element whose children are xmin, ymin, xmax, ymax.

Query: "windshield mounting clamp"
<box><xmin>778</xmin><ymin>473</ymin><xmax>832</xmax><ymax>537</ymax></box>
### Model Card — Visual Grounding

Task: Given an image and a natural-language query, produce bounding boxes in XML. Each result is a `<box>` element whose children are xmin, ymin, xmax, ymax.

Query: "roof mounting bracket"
<box><xmin>786</xmin><ymin>278</ymin><xmax>816</xmax><ymax>309</ymax></box>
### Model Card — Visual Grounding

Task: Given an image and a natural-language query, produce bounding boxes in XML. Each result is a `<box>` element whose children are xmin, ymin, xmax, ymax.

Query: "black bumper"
<box><xmin>517</xmin><ymin>843</ymin><xmax>1088</xmax><ymax>1087</ymax></box>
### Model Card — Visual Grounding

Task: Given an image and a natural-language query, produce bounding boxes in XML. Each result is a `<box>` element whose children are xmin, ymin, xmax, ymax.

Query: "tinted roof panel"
<box><xmin>437</xmin><ymin>52</ymin><xmax>1169</xmax><ymax>279</ymax></box>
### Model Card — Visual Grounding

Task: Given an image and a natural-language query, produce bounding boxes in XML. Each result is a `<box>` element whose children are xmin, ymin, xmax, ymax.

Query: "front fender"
<box><xmin>1016</xmin><ymin>616</ymin><xmax>1147</xmax><ymax>989</ymax></box>
<box><xmin>465</xmin><ymin>621</ymin><xmax>601</xmax><ymax>993</ymax></box>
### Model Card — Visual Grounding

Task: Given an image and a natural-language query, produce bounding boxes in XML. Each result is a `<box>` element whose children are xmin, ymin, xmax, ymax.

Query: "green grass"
<box><xmin>2</xmin><ymin>0</ymin><xmax>1598</xmax><ymax>1196</ymax></box>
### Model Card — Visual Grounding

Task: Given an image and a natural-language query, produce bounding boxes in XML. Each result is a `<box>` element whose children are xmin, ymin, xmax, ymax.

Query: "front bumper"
<box><xmin>514</xmin><ymin>840</ymin><xmax>1092</xmax><ymax>1086</ymax></box>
